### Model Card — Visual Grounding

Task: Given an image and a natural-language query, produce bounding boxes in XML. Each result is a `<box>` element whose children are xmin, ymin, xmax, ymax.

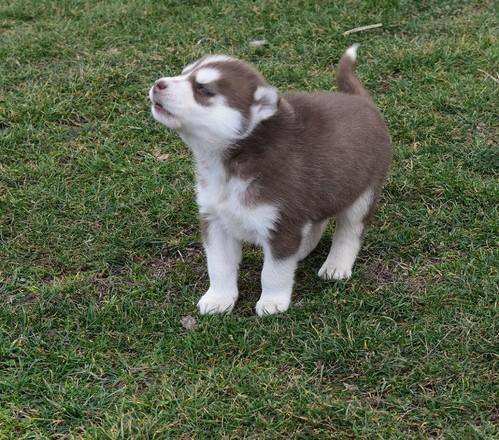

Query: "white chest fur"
<box><xmin>194</xmin><ymin>155</ymin><xmax>278</xmax><ymax>245</ymax></box>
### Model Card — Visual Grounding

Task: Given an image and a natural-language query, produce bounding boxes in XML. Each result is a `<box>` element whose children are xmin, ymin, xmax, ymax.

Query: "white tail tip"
<box><xmin>345</xmin><ymin>43</ymin><xmax>360</xmax><ymax>62</ymax></box>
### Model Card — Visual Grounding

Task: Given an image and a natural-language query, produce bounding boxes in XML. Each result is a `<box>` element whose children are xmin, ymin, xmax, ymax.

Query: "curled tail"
<box><xmin>336</xmin><ymin>44</ymin><xmax>370</xmax><ymax>99</ymax></box>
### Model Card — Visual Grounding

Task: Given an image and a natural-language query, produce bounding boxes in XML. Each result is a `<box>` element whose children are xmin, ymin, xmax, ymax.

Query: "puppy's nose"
<box><xmin>155</xmin><ymin>80</ymin><xmax>167</xmax><ymax>91</ymax></box>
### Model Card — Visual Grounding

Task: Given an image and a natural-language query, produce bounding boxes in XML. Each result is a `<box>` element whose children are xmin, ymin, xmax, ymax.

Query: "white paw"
<box><xmin>197</xmin><ymin>290</ymin><xmax>236</xmax><ymax>315</ymax></box>
<box><xmin>318</xmin><ymin>261</ymin><xmax>352</xmax><ymax>280</ymax></box>
<box><xmin>255</xmin><ymin>294</ymin><xmax>291</xmax><ymax>316</ymax></box>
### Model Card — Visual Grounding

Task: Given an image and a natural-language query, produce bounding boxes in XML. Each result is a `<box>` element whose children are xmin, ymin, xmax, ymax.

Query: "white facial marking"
<box><xmin>318</xmin><ymin>187</ymin><xmax>373</xmax><ymax>280</ymax></box>
<box><xmin>182</xmin><ymin>55</ymin><xmax>235</xmax><ymax>76</ymax></box>
<box><xmin>149</xmin><ymin>76</ymin><xmax>194</xmax><ymax>129</ymax></box>
<box><xmin>150</xmin><ymin>71</ymin><xmax>244</xmax><ymax>145</ymax></box>
<box><xmin>195</xmin><ymin>67</ymin><xmax>221</xmax><ymax>84</ymax></box>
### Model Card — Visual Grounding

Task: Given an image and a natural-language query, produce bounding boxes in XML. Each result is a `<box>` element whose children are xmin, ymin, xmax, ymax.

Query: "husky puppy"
<box><xmin>149</xmin><ymin>45</ymin><xmax>391</xmax><ymax>316</ymax></box>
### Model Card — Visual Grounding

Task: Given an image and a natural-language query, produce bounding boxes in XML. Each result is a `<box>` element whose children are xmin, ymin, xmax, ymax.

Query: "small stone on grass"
<box><xmin>180</xmin><ymin>315</ymin><xmax>197</xmax><ymax>331</ymax></box>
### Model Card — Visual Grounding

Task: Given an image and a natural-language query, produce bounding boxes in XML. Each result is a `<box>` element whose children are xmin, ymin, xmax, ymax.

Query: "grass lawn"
<box><xmin>1</xmin><ymin>0</ymin><xmax>498</xmax><ymax>438</ymax></box>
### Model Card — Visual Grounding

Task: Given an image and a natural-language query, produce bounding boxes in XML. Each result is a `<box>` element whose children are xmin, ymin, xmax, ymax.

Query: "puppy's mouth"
<box><xmin>153</xmin><ymin>101</ymin><xmax>174</xmax><ymax>117</ymax></box>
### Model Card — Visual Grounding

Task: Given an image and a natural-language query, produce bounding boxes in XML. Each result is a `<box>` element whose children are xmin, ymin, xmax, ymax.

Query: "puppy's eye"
<box><xmin>195</xmin><ymin>82</ymin><xmax>215</xmax><ymax>97</ymax></box>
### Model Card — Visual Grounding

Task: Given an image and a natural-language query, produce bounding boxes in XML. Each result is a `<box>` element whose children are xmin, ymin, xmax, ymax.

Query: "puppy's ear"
<box><xmin>253</xmin><ymin>86</ymin><xmax>279</xmax><ymax>121</ymax></box>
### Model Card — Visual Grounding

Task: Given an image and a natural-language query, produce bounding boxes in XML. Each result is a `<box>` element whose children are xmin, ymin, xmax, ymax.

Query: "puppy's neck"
<box><xmin>192</xmin><ymin>148</ymin><xmax>228</xmax><ymax>193</ymax></box>
<box><xmin>183</xmin><ymin>97</ymin><xmax>295</xmax><ymax>180</ymax></box>
<box><xmin>179</xmin><ymin>129</ymin><xmax>231</xmax><ymax>155</ymax></box>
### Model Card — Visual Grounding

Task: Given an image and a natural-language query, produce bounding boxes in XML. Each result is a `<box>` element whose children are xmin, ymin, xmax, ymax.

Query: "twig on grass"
<box><xmin>249</xmin><ymin>38</ymin><xmax>268</xmax><ymax>48</ymax></box>
<box><xmin>343</xmin><ymin>23</ymin><xmax>382</xmax><ymax>35</ymax></box>
<box><xmin>478</xmin><ymin>69</ymin><xmax>499</xmax><ymax>84</ymax></box>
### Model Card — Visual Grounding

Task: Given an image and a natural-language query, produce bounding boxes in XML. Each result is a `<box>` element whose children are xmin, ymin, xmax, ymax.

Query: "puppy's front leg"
<box><xmin>256</xmin><ymin>247</ymin><xmax>298</xmax><ymax>316</ymax></box>
<box><xmin>198</xmin><ymin>219</ymin><xmax>242</xmax><ymax>315</ymax></box>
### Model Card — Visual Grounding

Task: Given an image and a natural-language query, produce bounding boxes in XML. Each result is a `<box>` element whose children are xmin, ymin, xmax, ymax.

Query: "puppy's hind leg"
<box><xmin>318</xmin><ymin>188</ymin><xmax>374</xmax><ymax>281</ymax></box>
<box><xmin>296</xmin><ymin>220</ymin><xmax>328</xmax><ymax>261</ymax></box>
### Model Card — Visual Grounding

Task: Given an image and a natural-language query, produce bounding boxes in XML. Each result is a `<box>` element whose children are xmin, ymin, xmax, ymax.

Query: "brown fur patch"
<box><xmin>224</xmin><ymin>91</ymin><xmax>391</xmax><ymax>259</ymax></box>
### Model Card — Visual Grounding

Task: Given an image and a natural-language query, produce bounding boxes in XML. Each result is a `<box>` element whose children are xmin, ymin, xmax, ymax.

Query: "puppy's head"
<box><xmin>149</xmin><ymin>55</ymin><xmax>279</xmax><ymax>145</ymax></box>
